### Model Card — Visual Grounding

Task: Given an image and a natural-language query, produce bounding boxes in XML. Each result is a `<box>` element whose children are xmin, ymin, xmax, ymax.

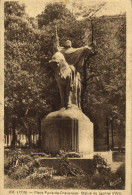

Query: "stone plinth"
<box><xmin>41</xmin><ymin>108</ymin><xmax>93</xmax><ymax>157</ymax></box>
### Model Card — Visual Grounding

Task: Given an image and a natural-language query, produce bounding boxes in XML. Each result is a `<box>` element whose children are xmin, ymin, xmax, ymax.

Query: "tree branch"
<box><xmin>82</xmin><ymin>74</ymin><xmax>100</xmax><ymax>83</ymax></box>
<box><xmin>108</xmin><ymin>50</ymin><xmax>125</xmax><ymax>62</ymax></box>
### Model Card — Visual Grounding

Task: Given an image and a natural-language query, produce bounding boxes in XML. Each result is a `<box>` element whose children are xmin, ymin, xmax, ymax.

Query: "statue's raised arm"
<box><xmin>53</xmin><ymin>26</ymin><xmax>61</xmax><ymax>54</ymax></box>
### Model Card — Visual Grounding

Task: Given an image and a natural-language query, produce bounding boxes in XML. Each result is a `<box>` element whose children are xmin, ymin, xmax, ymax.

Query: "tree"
<box><xmin>5</xmin><ymin>1</ymin><xmax>126</xmax><ymax>151</ymax></box>
<box><xmin>37</xmin><ymin>2</ymin><xmax>76</xmax><ymax>28</ymax></box>
<box><xmin>4</xmin><ymin>2</ymin><xmax>51</xmax><ymax>148</ymax></box>
<box><xmin>83</xmin><ymin>15</ymin><xmax>126</xmax><ymax>150</ymax></box>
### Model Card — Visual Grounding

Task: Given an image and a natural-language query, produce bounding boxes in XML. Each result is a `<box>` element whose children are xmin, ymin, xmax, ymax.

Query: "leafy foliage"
<box><xmin>4</xmin><ymin>154</ymin><xmax>39</xmax><ymax>176</ymax></box>
<box><xmin>10</xmin><ymin>165</ymin><xmax>30</xmax><ymax>180</ymax></box>
<box><xmin>4</xmin><ymin>2</ymin><xmax>52</xmax><ymax>147</ymax></box>
<box><xmin>82</xmin><ymin>16</ymin><xmax>126</xmax><ymax>149</ymax></box>
<box><xmin>57</xmin><ymin>150</ymin><xmax>82</xmax><ymax>158</ymax></box>
<box><xmin>57</xmin><ymin>156</ymin><xmax>84</xmax><ymax>176</ymax></box>
<box><xmin>37</xmin><ymin>3</ymin><xmax>76</xmax><ymax>28</ymax></box>
<box><xmin>4</xmin><ymin>1</ymin><xmax>126</xmax><ymax>150</ymax></box>
<box><xmin>91</xmin><ymin>154</ymin><xmax>111</xmax><ymax>175</ymax></box>
<box><xmin>4</xmin><ymin>153</ymin><xmax>56</xmax><ymax>181</ymax></box>
<box><xmin>30</xmin><ymin>167</ymin><xmax>56</xmax><ymax>182</ymax></box>
<box><xmin>4</xmin><ymin>153</ymin><xmax>125</xmax><ymax>189</ymax></box>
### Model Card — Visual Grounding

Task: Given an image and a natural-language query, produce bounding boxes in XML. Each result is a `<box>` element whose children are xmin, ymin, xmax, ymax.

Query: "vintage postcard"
<box><xmin>0</xmin><ymin>0</ymin><xmax>132</xmax><ymax>194</ymax></box>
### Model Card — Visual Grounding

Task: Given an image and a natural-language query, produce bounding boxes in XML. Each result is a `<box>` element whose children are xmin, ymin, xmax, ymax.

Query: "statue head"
<box><xmin>64</xmin><ymin>40</ymin><xmax>72</xmax><ymax>49</ymax></box>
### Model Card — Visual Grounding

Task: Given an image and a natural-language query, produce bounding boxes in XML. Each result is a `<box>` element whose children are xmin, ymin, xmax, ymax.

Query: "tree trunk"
<box><xmin>7</xmin><ymin>131</ymin><xmax>9</xmax><ymax>147</ymax></box>
<box><xmin>106</xmin><ymin>116</ymin><xmax>110</xmax><ymax>151</ymax></box>
<box><xmin>27</xmin><ymin>126</ymin><xmax>32</xmax><ymax>148</ymax></box>
<box><xmin>111</xmin><ymin>118</ymin><xmax>114</xmax><ymax>149</ymax></box>
<box><xmin>11</xmin><ymin>117</ymin><xmax>17</xmax><ymax>149</ymax></box>
<box><xmin>38</xmin><ymin>114</ymin><xmax>42</xmax><ymax>148</ymax></box>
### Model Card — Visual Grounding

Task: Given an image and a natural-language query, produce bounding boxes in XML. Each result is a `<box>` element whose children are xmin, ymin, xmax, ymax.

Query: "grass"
<box><xmin>4</xmin><ymin>175</ymin><xmax>92</xmax><ymax>189</ymax></box>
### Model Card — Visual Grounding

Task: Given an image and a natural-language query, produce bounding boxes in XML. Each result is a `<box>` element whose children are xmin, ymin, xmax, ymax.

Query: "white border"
<box><xmin>0</xmin><ymin>0</ymin><xmax>131</xmax><ymax>194</ymax></box>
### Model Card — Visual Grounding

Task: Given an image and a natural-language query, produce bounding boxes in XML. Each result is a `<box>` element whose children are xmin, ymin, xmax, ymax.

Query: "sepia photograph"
<box><xmin>0</xmin><ymin>0</ymin><xmax>132</xmax><ymax>194</ymax></box>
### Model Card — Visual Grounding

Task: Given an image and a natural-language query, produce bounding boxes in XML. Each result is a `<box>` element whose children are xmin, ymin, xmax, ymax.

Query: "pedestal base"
<box><xmin>41</xmin><ymin>108</ymin><xmax>93</xmax><ymax>157</ymax></box>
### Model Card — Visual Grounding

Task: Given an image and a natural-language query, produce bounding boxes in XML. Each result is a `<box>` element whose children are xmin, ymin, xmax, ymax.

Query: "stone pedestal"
<box><xmin>41</xmin><ymin>108</ymin><xmax>93</xmax><ymax>157</ymax></box>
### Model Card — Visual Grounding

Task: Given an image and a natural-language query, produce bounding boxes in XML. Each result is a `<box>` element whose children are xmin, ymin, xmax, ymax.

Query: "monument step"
<box><xmin>38</xmin><ymin>157</ymin><xmax>93</xmax><ymax>174</ymax></box>
<box><xmin>38</xmin><ymin>153</ymin><xmax>123</xmax><ymax>174</ymax></box>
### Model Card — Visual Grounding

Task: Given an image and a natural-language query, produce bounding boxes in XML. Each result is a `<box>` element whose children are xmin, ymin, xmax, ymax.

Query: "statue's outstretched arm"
<box><xmin>53</xmin><ymin>26</ymin><xmax>61</xmax><ymax>53</ymax></box>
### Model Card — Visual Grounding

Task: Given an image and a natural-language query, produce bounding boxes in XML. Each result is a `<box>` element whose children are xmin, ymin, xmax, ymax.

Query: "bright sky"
<box><xmin>19</xmin><ymin>0</ymin><xmax>126</xmax><ymax>18</ymax></box>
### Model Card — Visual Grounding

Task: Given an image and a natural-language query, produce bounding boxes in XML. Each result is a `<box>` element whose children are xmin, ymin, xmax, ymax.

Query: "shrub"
<box><xmin>65</xmin><ymin>152</ymin><xmax>82</xmax><ymax>158</ymax></box>
<box><xmin>30</xmin><ymin>167</ymin><xmax>56</xmax><ymax>182</ymax></box>
<box><xmin>35</xmin><ymin>166</ymin><xmax>56</xmax><ymax>175</ymax></box>
<box><xmin>26</xmin><ymin>159</ymin><xmax>41</xmax><ymax>175</ymax></box>
<box><xmin>31</xmin><ymin>152</ymin><xmax>51</xmax><ymax>158</ymax></box>
<box><xmin>57</xmin><ymin>156</ymin><xmax>84</xmax><ymax>176</ymax></box>
<box><xmin>4</xmin><ymin>155</ymin><xmax>18</xmax><ymax>174</ymax></box>
<box><xmin>10</xmin><ymin>165</ymin><xmax>30</xmax><ymax>180</ymax></box>
<box><xmin>91</xmin><ymin>154</ymin><xmax>111</xmax><ymax>176</ymax></box>
<box><xmin>17</xmin><ymin>155</ymin><xmax>33</xmax><ymax>165</ymax></box>
<box><xmin>86</xmin><ymin>154</ymin><xmax>112</xmax><ymax>189</ymax></box>
<box><xmin>4</xmin><ymin>154</ymin><xmax>40</xmax><ymax>178</ymax></box>
<box><xmin>5</xmin><ymin>153</ymin><xmax>56</xmax><ymax>181</ymax></box>
<box><xmin>5</xmin><ymin>154</ymin><xmax>33</xmax><ymax>175</ymax></box>
<box><xmin>58</xmin><ymin>150</ymin><xmax>82</xmax><ymax>158</ymax></box>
